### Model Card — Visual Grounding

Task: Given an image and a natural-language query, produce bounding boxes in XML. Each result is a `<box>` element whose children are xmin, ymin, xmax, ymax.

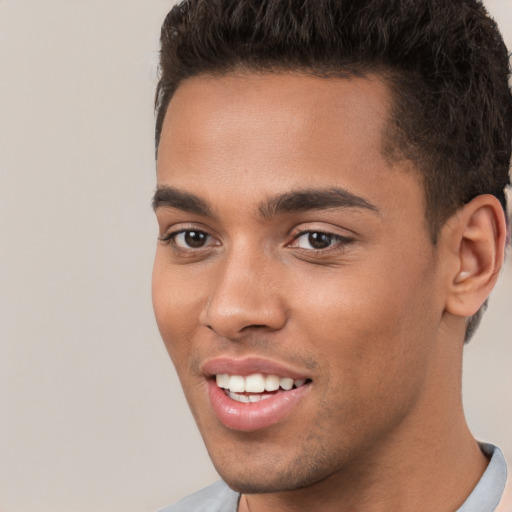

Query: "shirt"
<box><xmin>160</xmin><ymin>443</ymin><xmax>510</xmax><ymax>512</ymax></box>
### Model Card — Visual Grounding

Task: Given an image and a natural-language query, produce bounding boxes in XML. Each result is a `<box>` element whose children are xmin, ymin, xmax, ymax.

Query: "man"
<box><xmin>151</xmin><ymin>0</ymin><xmax>511</xmax><ymax>510</ymax></box>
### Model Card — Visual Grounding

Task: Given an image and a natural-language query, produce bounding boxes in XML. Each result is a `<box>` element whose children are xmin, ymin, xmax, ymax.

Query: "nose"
<box><xmin>199</xmin><ymin>248</ymin><xmax>287</xmax><ymax>339</ymax></box>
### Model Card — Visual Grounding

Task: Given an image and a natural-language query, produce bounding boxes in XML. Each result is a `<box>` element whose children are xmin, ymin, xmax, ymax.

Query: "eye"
<box><xmin>175</xmin><ymin>230</ymin><xmax>210</xmax><ymax>248</ymax></box>
<box><xmin>160</xmin><ymin>229</ymin><xmax>213</xmax><ymax>249</ymax></box>
<box><xmin>290</xmin><ymin>231</ymin><xmax>350</xmax><ymax>250</ymax></box>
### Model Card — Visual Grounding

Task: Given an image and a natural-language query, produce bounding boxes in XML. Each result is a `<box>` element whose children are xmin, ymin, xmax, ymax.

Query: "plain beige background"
<box><xmin>0</xmin><ymin>1</ymin><xmax>510</xmax><ymax>511</ymax></box>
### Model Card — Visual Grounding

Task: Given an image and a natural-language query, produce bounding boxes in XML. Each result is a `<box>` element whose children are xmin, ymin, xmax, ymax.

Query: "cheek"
<box><xmin>151</xmin><ymin>256</ymin><xmax>204</xmax><ymax>365</ymax></box>
<box><xmin>294</xmin><ymin>281</ymin><xmax>434</xmax><ymax>442</ymax></box>
<box><xmin>290</xmin><ymin>254</ymin><xmax>438</xmax><ymax>385</ymax></box>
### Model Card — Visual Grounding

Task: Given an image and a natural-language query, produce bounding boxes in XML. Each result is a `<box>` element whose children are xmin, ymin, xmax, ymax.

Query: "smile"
<box><xmin>216</xmin><ymin>372</ymin><xmax>307</xmax><ymax>402</ymax></box>
<box><xmin>203</xmin><ymin>360</ymin><xmax>312</xmax><ymax>431</ymax></box>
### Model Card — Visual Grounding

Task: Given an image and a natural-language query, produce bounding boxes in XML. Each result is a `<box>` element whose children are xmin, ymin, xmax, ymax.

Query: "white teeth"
<box><xmin>216</xmin><ymin>373</ymin><xmax>307</xmax><ymax>393</ymax></box>
<box><xmin>216</xmin><ymin>374</ymin><xmax>230</xmax><ymax>389</ymax></box>
<box><xmin>228</xmin><ymin>375</ymin><xmax>245</xmax><ymax>393</ymax></box>
<box><xmin>245</xmin><ymin>373</ymin><xmax>265</xmax><ymax>393</ymax></box>
<box><xmin>279</xmin><ymin>377</ymin><xmax>294</xmax><ymax>390</ymax></box>
<box><xmin>249</xmin><ymin>394</ymin><xmax>272</xmax><ymax>403</ymax></box>
<box><xmin>265</xmin><ymin>374</ymin><xmax>280</xmax><ymax>392</ymax></box>
<box><xmin>229</xmin><ymin>391</ymin><xmax>273</xmax><ymax>403</ymax></box>
<box><xmin>228</xmin><ymin>391</ymin><xmax>250</xmax><ymax>403</ymax></box>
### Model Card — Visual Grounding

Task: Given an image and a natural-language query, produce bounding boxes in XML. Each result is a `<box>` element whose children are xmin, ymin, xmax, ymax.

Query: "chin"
<box><xmin>219</xmin><ymin>472</ymin><xmax>315</xmax><ymax>495</ymax></box>
<box><xmin>210</xmin><ymin>444</ymin><xmax>338</xmax><ymax>495</ymax></box>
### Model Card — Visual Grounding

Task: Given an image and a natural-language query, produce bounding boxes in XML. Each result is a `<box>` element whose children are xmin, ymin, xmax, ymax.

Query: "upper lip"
<box><xmin>202</xmin><ymin>356</ymin><xmax>311</xmax><ymax>380</ymax></box>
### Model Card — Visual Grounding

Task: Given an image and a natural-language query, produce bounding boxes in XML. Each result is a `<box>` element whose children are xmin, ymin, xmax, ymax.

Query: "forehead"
<box><xmin>163</xmin><ymin>71</ymin><xmax>391</xmax><ymax>130</ymax></box>
<box><xmin>159</xmin><ymin>72</ymin><xmax>391</xmax><ymax>171</ymax></box>
<box><xmin>157</xmin><ymin>72</ymin><xmax>423</xmax><ymax>221</ymax></box>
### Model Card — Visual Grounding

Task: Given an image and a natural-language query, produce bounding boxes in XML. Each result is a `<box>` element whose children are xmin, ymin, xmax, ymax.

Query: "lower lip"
<box><xmin>207</xmin><ymin>380</ymin><xmax>310</xmax><ymax>432</ymax></box>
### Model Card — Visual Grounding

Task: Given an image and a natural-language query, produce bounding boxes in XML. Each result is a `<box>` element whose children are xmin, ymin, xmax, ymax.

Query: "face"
<box><xmin>153</xmin><ymin>73</ymin><xmax>448</xmax><ymax>493</ymax></box>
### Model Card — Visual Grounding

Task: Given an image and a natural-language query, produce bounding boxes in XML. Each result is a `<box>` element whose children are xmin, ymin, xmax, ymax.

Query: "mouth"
<box><xmin>215</xmin><ymin>373</ymin><xmax>309</xmax><ymax>403</ymax></box>
<box><xmin>203</xmin><ymin>358</ymin><xmax>312</xmax><ymax>432</ymax></box>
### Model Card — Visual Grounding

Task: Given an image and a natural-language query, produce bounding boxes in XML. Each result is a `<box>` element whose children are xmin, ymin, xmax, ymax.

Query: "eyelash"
<box><xmin>159</xmin><ymin>229</ymin><xmax>214</xmax><ymax>250</ymax></box>
<box><xmin>288</xmin><ymin>230</ymin><xmax>353</xmax><ymax>252</ymax></box>
<box><xmin>159</xmin><ymin>228</ymin><xmax>353</xmax><ymax>255</ymax></box>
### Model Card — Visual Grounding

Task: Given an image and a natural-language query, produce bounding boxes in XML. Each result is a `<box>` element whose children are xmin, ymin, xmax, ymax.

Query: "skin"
<box><xmin>152</xmin><ymin>73</ymin><xmax>504</xmax><ymax>512</ymax></box>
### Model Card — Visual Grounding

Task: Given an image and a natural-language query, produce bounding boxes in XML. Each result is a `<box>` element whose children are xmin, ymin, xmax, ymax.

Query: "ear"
<box><xmin>444</xmin><ymin>194</ymin><xmax>507</xmax><ymax>318</ymax></box>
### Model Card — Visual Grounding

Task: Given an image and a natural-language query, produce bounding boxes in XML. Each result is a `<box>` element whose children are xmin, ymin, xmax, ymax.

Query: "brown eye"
<box><xmin>307</xmin><ymin>232</ymin><xmax>333</xmax><ymax>249</ymax></box>
<box><xmin>184</xmin><ymin>231</ymin><xmax>208</xmax><ymax>248</ymax></box>
<box><xmin>293</xmin><ymin>231</ymin><xmax>339</xmax><ymax>250</ymax></box>
<box><xmin>172</xmin><ymin>230</ymin><xmax>211</xmax><ymax>249</ymax></box>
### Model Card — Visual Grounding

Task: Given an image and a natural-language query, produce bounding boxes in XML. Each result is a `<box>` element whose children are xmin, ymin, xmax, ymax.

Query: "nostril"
<box><xmin>241</xmin><ymin>324</ymin><xmax>268</xmax><ymax>331</ymax></box>
<box><xmin>206</xmin><ymin>323</ymin><xmax>275</xmax><ymax>334</ymax></box>
<box><xmin>204</xmin><ymin>321</ymin><xmax>285</xmax><ymax>344</ymax></box>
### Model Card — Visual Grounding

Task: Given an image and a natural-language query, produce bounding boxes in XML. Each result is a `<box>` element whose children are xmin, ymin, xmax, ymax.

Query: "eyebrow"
<box><xmin>259</xmin><ymin>187</ymin><xmax>379</xmax><ymax>218</ymax></box>
<box><xmin>152</xmin><ymin>185</ymin><xmax>379</xmax><ymax>218</ymax></box>
<box><xmin>152</xmin><ymin>186</ymin><xmax>213</xmax><ymax>217</ymax></box>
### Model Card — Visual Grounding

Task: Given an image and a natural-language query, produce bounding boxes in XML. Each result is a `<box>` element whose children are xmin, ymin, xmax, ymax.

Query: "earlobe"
<box><xmin>445</xmin><ymin>194</ymin><xmax>507</xmax><ymax>318</ymax></box>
